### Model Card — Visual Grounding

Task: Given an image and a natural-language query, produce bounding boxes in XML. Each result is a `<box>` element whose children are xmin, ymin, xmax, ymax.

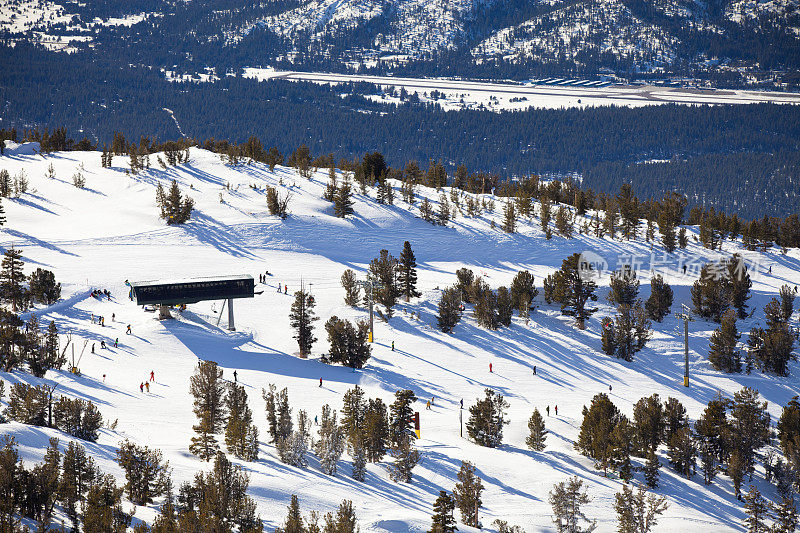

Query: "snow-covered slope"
<box><xmin>1</xmin><ymin>143</ymin><xmax>798</xmax><ymax>531</ymax></box>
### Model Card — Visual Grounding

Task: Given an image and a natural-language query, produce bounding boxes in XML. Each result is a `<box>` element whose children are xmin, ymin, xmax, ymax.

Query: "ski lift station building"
<box><xmin>129</xmin><ymin>274</ymin><xmax>254</xmax><ymax>330</ymax></box>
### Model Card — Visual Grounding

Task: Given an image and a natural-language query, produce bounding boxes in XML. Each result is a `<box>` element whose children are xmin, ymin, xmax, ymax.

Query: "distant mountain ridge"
<box><xmin>2</xmin><ymin>0</ymin><xmax>799</xmax><ymax>85</ymax></box>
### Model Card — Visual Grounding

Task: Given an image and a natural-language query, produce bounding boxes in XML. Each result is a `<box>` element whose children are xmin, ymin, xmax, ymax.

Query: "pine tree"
<box><xmin>544</xmin><ymin>253</ymin><xmax>598</xmax><ymax>329</ymax></box>
<box><xmin>351</xmin><ymin>443</ymin><xmax>367</xmax><ymax>482</ymax></box>
<box><xmin>691</xmin><ymin>263</ymin><xmax>732</xmax><ymax>322</ymax></box>
<box><xmin>666</xmin><ymin>427</ymin><xmax>696</xmax><ymax>478</ymax></box>
<box><xmin>645</xmin><ymin>275</ymin><xmax>673</xmax><ymax>321</ymax></box>
<box><xmin>608</xmin><ymin>268</ymin><xmax>639</xmax><ymax>307</ymax></box>
<box><xmin>276</xmin><ymin>495</ymin><xmax>304</xmax><ymax>533</ymax></box>
<box><xmin>324</xmin><ymin>316</ymin><xmax>371</xmax><ymax>368</ymax></box>
<box><xmin>549</xmin><ymin>476</ymin><xmax>595</xmax><ymax>533</ymax></box>
<box><xmin>644</xmin><ymin>450</ymin><xmax>661</xmax><ymax>488</ymax></box>
<box><xmin>387</xmin><ymin>438</ymin><xmax>420</xmax><ymax>483</ymax></box>
<box><xmin>162</xmin><ymin>180</ymin><xmax>193</xmax><ymax>224</ymax></box>
<box><xmin>614</xmin><ymin>484</ymin><xmax>668</xmax><ymax>533</ymax></box>
<box><xmin>575</xmin><ymin>393</ymin><xmax>627</xmax><ymax>476</ymax></box>
<box><xmin>0</xmin><ymin>169</ymin><xmax>11</xmax><ymax>197</ymax></box>
<box><xmin>324</xmin><ymin>167</ymin><xmax>338</xmax><ymax>201</ymax></box>
<box><xmin>453</xmin><ymin>461</ymin><xmax>483</xmax><ymax>528</ymax></box>
<box><xmin>509</xmin><ymin>270</ymin><xmax>538</xmax><ymax>315</ymax></box>
<box><xmin>502</xmin><ymin>201</ymin><xmax>516</xmax><ymax>233</ymax></box>
<box><xmin>28</xmin><ymin>268</ymin><xmax>61</xmax><ymax>305</ymax></box>
<box><xmin>398</xmin><ymin>241</ymin><xmax>420</xmax><ymax>302</ymax></box>
<box><xmin>363</xmin><ymin>398</ymin><xmax>389</xmax><ymax>462</ymax></box>
<box><xmin>469</xmin><ymin>277</ymin><xmax>498</xmax><ymax>330</ymax></box>
<box><xmin>632</xmin><ymin>394</ymin><xmax>665</xmax><ymax>457</ymax></box>
<box><xmin>59</xmin><ymin>441</ymin><xmax>98</xmax><ymax>530</ymax></box>
<box><xmin>743</xmin><ymin>485</ymin><xmax>772</xmax><ymax>533</ymax></box>
<box><xmin>116</xmin><ymin>440</ymin><xmax>170</xmax><ymax>505</ymax></box>
<box><xmin>773</xmin><ymin>497</ymin><xmax>798</xmax><ymax>533</ymax></box>
<box><xmin>438</xmin><ymin>194</ymin><xmax>450</xmax><ymax>226</ymax></box>
<box><xmin>526</xmin><ymin>409</ymin><xmax>547</xmax><ymax>451</ymax></box>
<box><xmin>225</xmin><ymin>382</ymin><xmax>259</xmax><ymax>461</ymax></box>
<box><xmin>262</xmin><ymin>384</ymin><xmax>279</xmax><ymax>443</ymax></box>
<box><xmin>602</xmin><ymin>301</ymin><xmax>651</xmax><ymax>361</ymax></box>
<box><xmin>730</xmin><ymin>387</ymin><xmax>770</xmax><ymax>477</ymax></box>
<box><xmin>0</xmin><ymin>199</ymin><xmax>5</xmax><ymax>227</ymax></box>
<box><xmin>496</xmin><ymin>286</ymin><xmax>513</xmax><ymax>327</ymax></box>
<box><xmin>540</xmin><ymin>196</ymin><xmax>552</xmax><ymax>232</ymax></box>
<box><xmin>315</xmin><ymin>404</ymin><xmax>344</xmax><ymax>475</ymax></box>
<box><xmin>678</xmin><ymin>227</ymin><xmax>688</xmax><ymax>248</ymax></box>
<box><xmin>340</xmin><ymin>269</ymin><xmax>361</xmax><ymax>307</ymax></box>
<box><xmin>82</xmin><ymin>474</ymin><xmax>132</xmax><ymax>533</ymax></box>
<box><xmin>369</xmin><ymin>249</ymin><xmax>400</xmax><ymax>314</ymax></box>
<box><xmin>389</xmin><ymin>389</ymin><xmax>417</xmax><ymax>445</ymax></box>
<box><xmin>466</xmin><ymin>389</ymin><xmax>509</xmax><ymax>448</ymax></box>
<box><xmin>189</xmin><ymin>361</ymin><xmax>226</xmax><ymax>461</ymax></box>
<box><xmin>289</xmin><ymin>287</ymin><xmax>318</xmax><ymax>357</ymax></box>
<box><xmin>708</xmin><ymin>309</ymin><xmax>742</xmax><ymax>372</ymax></box>
<box><xmin>333</xmin><ymin>182</ymin><xmax>354</xmax><ymax>218</ymax></box>
<box><xmin>437</xmin><ymin>287</ymin><xmax>462</xmax><ymax>333</ymax></box>
<box><xmin>428</xmin><ymin>491</ymin><xmax>457</xmax><ymax>533</ymax></box>
<box><xmin>778</xmin><ymin>284</ymin><xmax>796</xmax><ymax>322</ymax></box>
<box><xmin>617</xmin><ymin>184</ymin><xmax>639</xmax><ymax>240</ymax></box>
<box><xmin>420</xmin><ymin>197</ymin><xmax>435</xmax><ymax>223</ymax></box>
<box><xmin>554</xmin><ymin>205</ymin><xmax>572</xmax><ymax>238</ymax></box>
<box><xmin>1</xmin><ymin>247</ymin><xmax>27</xmax><ymax>312</ymax></box>
<box><xmin>728</xmin><ymin>254</ymin><xmax>752</xmax><ymax>319</ymax></box>
<box><xmin>340</xmin><ymin>385</ymin><xmax>367</xmax><ymax>451</ymax></box>
<box><xmin>694</xmin><ymin>394</ymin><xmax>731</xmax><ymax>476</ymax></box>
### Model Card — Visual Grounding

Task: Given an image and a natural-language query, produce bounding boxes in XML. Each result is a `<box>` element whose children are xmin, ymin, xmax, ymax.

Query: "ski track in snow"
<box><xmin>1</xmin><ymin>141</ymin><xmax>798</xmax><ymax>532</ymax></box>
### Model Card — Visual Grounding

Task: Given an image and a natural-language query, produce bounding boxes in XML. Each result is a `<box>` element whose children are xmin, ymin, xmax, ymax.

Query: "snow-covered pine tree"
<box><xmin>614</xmin><ymin>484</ymin><xmax>668</xmax><ymax>533</ymax></box>
<box><xmin>549</xmin><ymin>476</ymin><xmax>596</xmax><ymax>533</ymax></box>
<box><xmin>351</xmin><ymin>443</ymin><xmax>367</xmax><ymax>482</ymax></box>
<box><xmin>388</xmin><ymin>437</ymin><xmax>420</xmax><ymax>483</ymax></box>
<box><xmin>315</xmin><ymin>404</ymin><xmax>344</xmax><ymax>475</ymax></box>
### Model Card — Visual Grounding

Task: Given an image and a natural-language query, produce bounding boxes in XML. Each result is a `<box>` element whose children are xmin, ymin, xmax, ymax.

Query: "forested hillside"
<box><xmin>3</xmin><ymin>45</ymin><xmax>800</xmax><ymax>218</ymax></box>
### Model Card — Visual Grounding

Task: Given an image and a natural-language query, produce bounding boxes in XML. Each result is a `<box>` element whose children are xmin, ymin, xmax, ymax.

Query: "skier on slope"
<box><xmin>150</xmin><ymin>370</ymin><xmax>155</xmax><ymax>381</ymax></box>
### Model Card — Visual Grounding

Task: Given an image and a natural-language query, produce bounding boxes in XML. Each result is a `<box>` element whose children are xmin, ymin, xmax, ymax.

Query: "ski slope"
<box><xmin>1</xmin><ymin>143</ymin><xmax>798</xmax><ymax>532</ymax></box>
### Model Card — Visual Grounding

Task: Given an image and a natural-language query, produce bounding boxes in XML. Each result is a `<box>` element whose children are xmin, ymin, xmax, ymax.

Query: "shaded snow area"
<box><xmin>1</xmin><ymin>144</ymin><xmax>799</xmax><ymax>531</ymax></box>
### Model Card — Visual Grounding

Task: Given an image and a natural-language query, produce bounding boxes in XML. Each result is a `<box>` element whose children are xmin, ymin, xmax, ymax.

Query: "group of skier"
<box><xmin>139</xmin><ymin>370</ymin><xmax>156</xmax><ymax>393</ymax></box>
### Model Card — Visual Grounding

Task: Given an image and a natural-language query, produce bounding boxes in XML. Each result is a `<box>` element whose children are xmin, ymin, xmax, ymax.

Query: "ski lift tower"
<box><xmin>676</xmin><ymin>304</ymin><xmax>693</xmax><ymax>387</ymax></box>
<box><xmin>357</xmin><ymin>276</ymin><xmax>384</xmax><ymax>343</ymax></box>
